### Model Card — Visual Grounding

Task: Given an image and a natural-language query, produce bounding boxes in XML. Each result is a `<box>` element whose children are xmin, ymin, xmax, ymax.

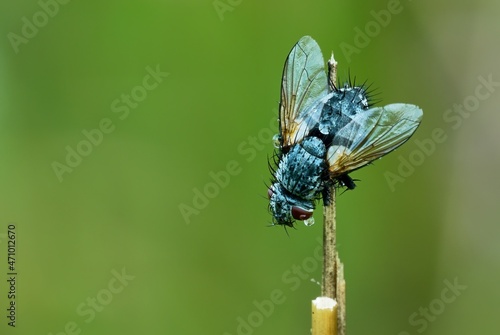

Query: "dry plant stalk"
<box><xmin>312</xmin><ymin>297</ymin><xmax>337</xmax><ymax>335</ymax></box>
<box><xmin>311</xmin><ymin>53</ymin><xmax>346</xmax><ymax>335</ymax></box>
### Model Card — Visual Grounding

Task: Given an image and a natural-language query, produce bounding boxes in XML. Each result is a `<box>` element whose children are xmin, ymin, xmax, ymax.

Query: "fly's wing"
<box><xmin>279</xmin><ymin>36</ymin><xmax>329</xmax><ymax>148</ymax></box>
<box><xmin>327</xmin><ymin>103</ymin><xmax>423</xmax><ymax>177</ymax></box>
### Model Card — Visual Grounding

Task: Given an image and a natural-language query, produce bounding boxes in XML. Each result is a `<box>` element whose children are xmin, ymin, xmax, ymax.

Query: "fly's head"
<box><xmin>268</xmin><ymin>183</ymin><xmax>315</xmax><ymax>228</ymax></box>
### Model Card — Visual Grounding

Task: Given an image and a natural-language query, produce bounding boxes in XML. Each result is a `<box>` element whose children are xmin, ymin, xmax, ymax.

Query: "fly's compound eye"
<box><xmin>267</xmin><ymin>188</ymin><xmax>274</xmax><ymax>199</ymax></box>
<box><xmin>291</xmin><ymin>206</ymin><xmax>313</xmax><ymax>221</ymax></box>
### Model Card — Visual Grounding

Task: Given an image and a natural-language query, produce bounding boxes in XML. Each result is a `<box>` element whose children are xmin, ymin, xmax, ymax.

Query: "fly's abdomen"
<box><xmin>277</xmin><ymin>137</ymin><xmax>326</xmax><ymax>200</ymax></box>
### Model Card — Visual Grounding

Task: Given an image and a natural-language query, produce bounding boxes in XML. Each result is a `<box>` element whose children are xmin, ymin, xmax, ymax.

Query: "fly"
<box><xmin>268</xmin><ymin>36</ymin><xmax>423</xmax><ymax>227</ymax></box>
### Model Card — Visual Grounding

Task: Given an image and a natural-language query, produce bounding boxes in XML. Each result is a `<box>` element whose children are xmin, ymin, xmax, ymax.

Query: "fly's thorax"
<box><xmin>275</xmin><ymin>138</ymin><xmax>326</xmax><ymax>201</ymax></box>
<box><xmin>269</xmin><ymin>136</ymin><xmax>327</xmax><ymax>226</ymax></box>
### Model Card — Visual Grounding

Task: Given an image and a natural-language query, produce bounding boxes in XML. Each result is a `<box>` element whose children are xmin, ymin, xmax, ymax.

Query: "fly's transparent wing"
<box><xmin>279</xmin><ymin>36</ymin><xmax>329</xmax><ymax>148</ymax></box>
<box><xmin>327</xmin><ymin>103</ymin><xmax>423</xmax><ymax>177</ymax></box>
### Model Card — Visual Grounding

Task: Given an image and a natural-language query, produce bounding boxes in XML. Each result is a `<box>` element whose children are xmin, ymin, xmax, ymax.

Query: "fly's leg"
<box><xmin>338</xmin><ymin>174</ymin><xmax>357</xmax><ymax>190</ymax></box>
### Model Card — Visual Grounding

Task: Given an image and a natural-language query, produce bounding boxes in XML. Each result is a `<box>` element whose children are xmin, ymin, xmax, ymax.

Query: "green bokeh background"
<box><xmin>1</xmin><ymin>1</ymin><xmax>499</xmax><ymax>334</ymax></box>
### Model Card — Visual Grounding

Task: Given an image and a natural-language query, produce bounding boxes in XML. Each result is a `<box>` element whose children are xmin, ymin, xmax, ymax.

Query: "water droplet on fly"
<box><xmin>304</xmin><ymin>217</ymin><xmax>315</xmax><ymax>226</ymax></box>
<box><xmin>272</xmin><ymin>134</ymin><xmax>280</xmax><ymax>148</ymax></box>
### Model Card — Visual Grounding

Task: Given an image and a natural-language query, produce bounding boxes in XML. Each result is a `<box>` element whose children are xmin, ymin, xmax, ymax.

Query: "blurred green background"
<box><xmin>1</xmin><ymin>0</ymin><xmax>499</xmax><ymax>334</ymax></box>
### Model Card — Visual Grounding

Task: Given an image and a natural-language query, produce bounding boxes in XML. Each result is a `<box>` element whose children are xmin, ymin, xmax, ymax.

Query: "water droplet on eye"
<box><xmin>292</xmin><ymin>206</ymin><xmax>313</xmax><ymax>220</ymax></box>
<box><xmin>272</xmin><ymin>134</ymin><xmax>280</xmax><ymax>148</ymax></box>
<box><xmin>304</xmin><ymin>217</ymin><xmax>315</xmax><ymax>226</ymax></box>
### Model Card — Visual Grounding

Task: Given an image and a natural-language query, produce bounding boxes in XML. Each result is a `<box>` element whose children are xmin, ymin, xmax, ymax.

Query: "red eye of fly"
<box><xmin>291</xmin><ymin>206</ymin><xmax>313</xmax><ymax>220</ymax></box>
<box><xmin>267</xmin><ymin>188</ymin><xmax>274</xmax><ymax>199</ymax></box>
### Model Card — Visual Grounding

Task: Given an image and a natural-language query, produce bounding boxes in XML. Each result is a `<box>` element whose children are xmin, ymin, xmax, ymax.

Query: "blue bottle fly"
<box><xmin>268</xmin><ymin>36</ymin><xmax>423</xmax><ymax>228</ymax></box>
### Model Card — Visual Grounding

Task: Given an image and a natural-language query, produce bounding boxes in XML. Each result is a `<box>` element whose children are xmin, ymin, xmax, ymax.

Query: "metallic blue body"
<box><xmin>269</xmin><ymin>137</ymin><xmax>326</xmax><ymax>226</ymax></box>
<box><xmin>269</xmin><ymin>36</ymin><xmax>423</xmax><ymax>228</ymax></box>
<box><xmin>269</xmin><ymin>86</ymin><xmax>368</xmax><ymax>227</ymax></box>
